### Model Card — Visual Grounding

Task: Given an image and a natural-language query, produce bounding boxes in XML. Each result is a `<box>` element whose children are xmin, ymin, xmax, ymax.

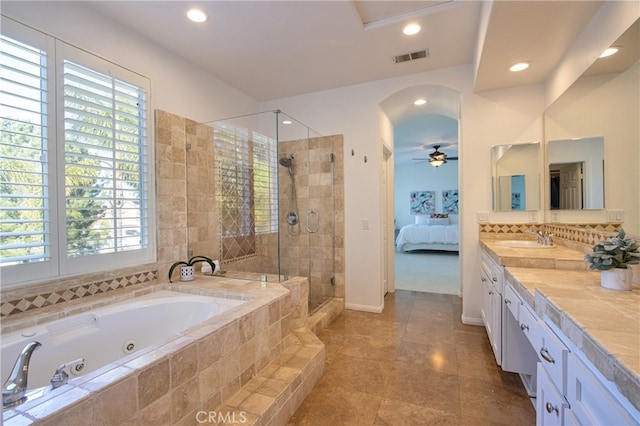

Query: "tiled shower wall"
<box><xmin>278</xmin><ymin>136</ymin><xmax>345</xmax><ymax>307</ymax></box>
<box><xmin>176</xmin><ymin>110</ymin><xmax>346</xmax><ymax>303</ymax></box>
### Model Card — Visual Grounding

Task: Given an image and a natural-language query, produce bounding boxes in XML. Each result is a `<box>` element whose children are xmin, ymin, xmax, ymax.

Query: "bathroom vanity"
<box><xmin>480</xmin><ymin>240</ymin><xmax>639</xmax><ymax>425</ymax></box>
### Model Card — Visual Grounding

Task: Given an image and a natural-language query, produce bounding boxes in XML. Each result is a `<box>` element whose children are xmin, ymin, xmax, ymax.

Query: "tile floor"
<box><xmin>288</xmin><ymin>290</ymin><xmax>536</xmax><ymax>425</ymax></box>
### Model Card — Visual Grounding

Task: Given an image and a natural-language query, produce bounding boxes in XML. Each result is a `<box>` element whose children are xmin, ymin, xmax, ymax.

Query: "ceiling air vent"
<box><xmin>393</xmin><ymin>49</ymin><xmax>429</xmax><ymax>64</ymax></box>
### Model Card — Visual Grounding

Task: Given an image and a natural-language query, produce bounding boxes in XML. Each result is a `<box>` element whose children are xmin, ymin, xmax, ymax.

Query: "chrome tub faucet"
<box><xmin>2</xmin><ymin>341</ymin><xmax>41</xmax><ymax>409</ymax></box>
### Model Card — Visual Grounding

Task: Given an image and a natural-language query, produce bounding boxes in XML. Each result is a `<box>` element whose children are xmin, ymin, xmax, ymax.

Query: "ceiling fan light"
<box><xmin>429</xmin><ymin>158</ymin><xmax>446</xmax><ymax>167</ymax></box>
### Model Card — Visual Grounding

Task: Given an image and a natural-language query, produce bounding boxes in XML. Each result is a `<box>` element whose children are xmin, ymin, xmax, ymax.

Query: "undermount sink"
<box><xmin>495</xmin><ymin>240</ymin><xmax>556</xmax><ymax>249</ymax></box>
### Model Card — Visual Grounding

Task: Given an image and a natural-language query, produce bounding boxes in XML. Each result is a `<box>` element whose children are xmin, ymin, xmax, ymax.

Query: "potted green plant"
<box><xmin>584</xmin><ymin>229</ymin><xmax>640</xmax><ymax>290</ymax></box>
<box><xmin>168</xmin><ymin>255</ymin><xmax>217</xmax><ymax>283</ymax></box>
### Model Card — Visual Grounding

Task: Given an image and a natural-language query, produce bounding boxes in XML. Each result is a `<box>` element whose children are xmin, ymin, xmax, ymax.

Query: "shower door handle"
<box><xmin>306</xmin><ymin>210</ymin><xmax>319</xmax><ymax>233</ymax></box>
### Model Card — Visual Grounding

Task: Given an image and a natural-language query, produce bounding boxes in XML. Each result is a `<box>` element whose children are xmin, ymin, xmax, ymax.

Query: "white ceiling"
<box><xmin>88</xmin><ymin>1</ymin><xmax>602</xmax><ymax>101</ymax></box>
<box><xmin>84</xmin><ymin>0</ymin><xmax>606</xmax><ymax>165</ymax></box>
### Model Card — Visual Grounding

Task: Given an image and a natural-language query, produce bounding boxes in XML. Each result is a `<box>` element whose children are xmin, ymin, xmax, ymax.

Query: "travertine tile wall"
<box><xmin>278</xmin><ymin>136</ymin><xmax>345</xmax><ymax>307</ymax></box>
<box><xmin>185</xmin><ymin>121</ymin><xmax>220</xmax><ymax>261</ymax></box>
<box><xmin>155</xmin><ymin>110</ymin><xmax>191</xmax><ymax>281</ymax></box>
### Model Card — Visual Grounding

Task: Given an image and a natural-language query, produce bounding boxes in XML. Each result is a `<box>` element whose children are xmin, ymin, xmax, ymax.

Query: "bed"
<box><xmin>395</xmin><ymin>214</ymin><xmax>459</xmax><ymax>252</ymax></box>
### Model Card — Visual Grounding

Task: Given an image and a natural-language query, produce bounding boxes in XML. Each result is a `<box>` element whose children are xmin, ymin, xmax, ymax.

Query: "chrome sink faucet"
<box><xmin>2</xmin><ymin>341</ymin><xmax>41</xmax><ymax>409</ymax></box>
<box><xmin>525</xmin><ymin>229</ymin><xmax>554</xmax><ymax>246</ymax></box>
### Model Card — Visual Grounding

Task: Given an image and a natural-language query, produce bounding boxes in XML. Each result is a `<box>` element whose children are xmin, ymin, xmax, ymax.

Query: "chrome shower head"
<box><xmin>279</xmin><ymin>155</ymin><xmax>294</xmax><ymax>176</ymax></box>
<box><xmin>279</xmin><ymin>157</ymin><xmax>292</xmax><ymax>168</ymax></box>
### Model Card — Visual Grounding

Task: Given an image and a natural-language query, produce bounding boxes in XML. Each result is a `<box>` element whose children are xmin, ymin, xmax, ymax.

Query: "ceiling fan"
<box><xmin>412</xmin><ymin>145</ymin><xmax>458</xmax><ymax>167</ymax></box>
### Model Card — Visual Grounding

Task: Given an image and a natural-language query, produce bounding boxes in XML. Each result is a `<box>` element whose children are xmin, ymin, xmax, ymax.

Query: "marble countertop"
<box><xmin>480</xmin><ymin>239</ymin><xmax>588</xmax><ymax>270</ymax></box>
<box><xmin>482</xmin><ymin>240</ymin><xmax>640</xmax><ymax>412</ymax></box>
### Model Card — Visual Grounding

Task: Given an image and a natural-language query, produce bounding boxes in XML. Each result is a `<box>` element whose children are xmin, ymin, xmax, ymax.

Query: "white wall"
<box><xmin>1</xmin><ymin>2</ymin><xmax>259</xmax><ymax>123</ymax></box>
<box><xmin>394</xmin><ymin>163</ymin><xmax>459</xmax><ymax>228</ymax></box>
<box><xmin>261</xmin><ymin>65</ymin><xmax>545</xmax><ymax>321</ymax></box>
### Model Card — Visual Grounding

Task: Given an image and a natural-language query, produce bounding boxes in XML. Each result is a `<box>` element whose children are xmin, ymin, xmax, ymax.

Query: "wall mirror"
<box><xmin>548</xmin><ymin>136</ymin><xmax>604</xmax><ymax>210</ymax></box>
<box><xmin>543</xmin><ymin>18</ymin><xmax>639</xmax><ymax>234</ymax></box>
<box><xmin>491</xmin><ymin>142</ymin><xmax>540</xmax><ymax>211</ymax></box>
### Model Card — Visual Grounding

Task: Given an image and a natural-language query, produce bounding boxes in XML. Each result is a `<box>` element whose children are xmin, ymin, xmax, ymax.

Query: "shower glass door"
<box><xmin>186</xmin><ymin>110</ymin><xmax>337</xmax><ymax>315</ymax></box>
<box><xmin>276</xmin><ymin>112</ymin><xmax>336</xmax><ymax>314</ymax></box>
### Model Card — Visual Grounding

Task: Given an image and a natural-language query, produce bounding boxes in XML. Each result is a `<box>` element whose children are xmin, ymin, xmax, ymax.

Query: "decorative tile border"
<box><xmin>0</xmin><ymin>270</ymin><xmax>158</xmax><ymax>317</ymax></box>
<box><xmin>479</xmin><ymin>223</ymin><xmax>621</xmax><ymax>252</ymax></box>
<box><xmin>479</xmin><ymin>223</ymin><xmax>545</xmax><ymax>235</ymax></box>
<box><xmin>545</xmin><ymin>223</ymin><xmax>620</xmax><ymax>245</ymax></box>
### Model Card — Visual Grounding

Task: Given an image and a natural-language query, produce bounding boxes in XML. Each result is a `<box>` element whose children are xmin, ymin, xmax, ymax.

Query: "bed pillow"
<box><xmin>430</xmin><ymin>213</ymin><xmax>449</xmax><ymax>218</ymax></box>
<box><xmin>415</xmin><ymin>214</ymin><xmax>429</xmax><ymax>226</ymax></box>
<box><xmin>427</xmin><ymin>217</ymin><xmax>449</xmax><ymax>226</ymax></box>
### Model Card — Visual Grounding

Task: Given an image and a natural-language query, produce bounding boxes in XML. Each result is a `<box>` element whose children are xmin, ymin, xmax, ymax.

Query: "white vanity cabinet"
<box><xmin>537</xmin><ymin>362</ymin><xmax>571</xmax><ymax>425</ymax></box>
<box><xmin>502</xmin><ymin>282</ymin><xmax>539</xmax><ymax>394</ymax></box>
<box><xmin>481</xmin><ymin>251</ymin><xmax>503</xmax><ymax>365</ymax></box>
<box><xmin>535</xmin><ymin>319</ymin><xmax>640</xmax><ymax>426</ymax></box>
<box><xmin>534</xmin><ymin>320</ymin><xmax>571</xmax><ymax>426</ymax></box>
<box><xmin>566</xmin><ymin>351</ymin><xmax>639</xmax><ymax>425</ymax></box>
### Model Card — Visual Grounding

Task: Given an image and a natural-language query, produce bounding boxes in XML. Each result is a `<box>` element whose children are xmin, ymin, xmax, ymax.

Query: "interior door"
<box><xmin>552</xmin><ymin>162</ymin><xmax>584</xmax><ymax>209</ymax></box>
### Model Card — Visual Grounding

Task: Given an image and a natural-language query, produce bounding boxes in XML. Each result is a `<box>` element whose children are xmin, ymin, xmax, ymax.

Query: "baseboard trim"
<box><xmin>461</xmin><ymin>315</ymin><xmax>484</xmax><ymax>326</ymax></box>
<box><xmin>345</xmin><ymin>302</ymin><xmax>383</xmax><ymax>313</ymax></box>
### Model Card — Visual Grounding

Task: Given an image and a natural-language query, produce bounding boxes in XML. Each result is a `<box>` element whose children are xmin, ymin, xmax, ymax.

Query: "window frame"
<box><xmin>0</xmin><ymin>18</ymin><xmax>155</xmax><ymax>287</ymax></box>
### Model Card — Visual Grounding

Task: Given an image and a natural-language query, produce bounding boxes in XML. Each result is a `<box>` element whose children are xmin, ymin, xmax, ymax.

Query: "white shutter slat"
<box><xmin>63</xmin><ymin>59</ymin><xmax>148</xmax><ymax>257</ymax></box>
<box><xmin>0</xmin><ymin>33</ymin><xmax>50</xmax><ymax>266</ymax></box>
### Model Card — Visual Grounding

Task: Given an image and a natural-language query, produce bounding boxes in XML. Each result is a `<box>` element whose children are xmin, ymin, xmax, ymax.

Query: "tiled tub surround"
<box><xmin>2</xmin><ymin>276</ymin><xmax>325</xmax><ymax>425</ymax></box>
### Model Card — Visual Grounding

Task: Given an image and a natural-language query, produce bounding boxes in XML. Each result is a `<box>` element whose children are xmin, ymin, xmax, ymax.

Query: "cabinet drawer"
<box><xmin>536</xmin><ymin>363</ymin><xmax>569</xmax><ymax>426</ymax></box>
<box><xmin>490</xmin><ymin>263</ymin><xmax>503</xmax><ymax>291</ymax></box>
<box><xmin>481</xmin><ymin>250</ymin><xmax>503</xmax><ymax>293</ymax></box>
<box><xmin>536</xmin><ymin>321</ymin><xmax>569</xmax><ymax>394</ymax></box>
<box><xmin>567</xmin><ymin>352</ymin><xmax>639</xmax><ymax>425</ymax></box>
<box><xmin>503</xmin><ymin>284</ymin><xmax>520</xmax><ymax>319</ymax></box>
<box><xmin>518</xmin><ymin>303</ymin><xmax>539</xmax><ymax>349</ymax></box>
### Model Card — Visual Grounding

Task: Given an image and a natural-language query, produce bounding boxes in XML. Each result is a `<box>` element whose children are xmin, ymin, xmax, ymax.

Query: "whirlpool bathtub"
<box><xmin>1</xmin><ymin>290</ymin><xmax>245</xmax><ymax>391</ymax></box>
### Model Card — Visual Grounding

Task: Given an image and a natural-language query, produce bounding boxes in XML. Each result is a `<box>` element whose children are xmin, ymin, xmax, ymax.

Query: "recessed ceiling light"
<box><xmin>403</xmin><ymin>23</ymin><xmax>421</xmax><ymax>36</ymax></box>
<box><xmin>599</xmin><ymin>47</ymin><xmax>619</xmax><ymax>58</ymax></box>
<box><xmin>509</xmin><ymin>62</ymin><xmax>530</xmax><ymax>72</ymax></box>
<box><xmin>414</xmin><ymin>99</ymin><xmax>427</xmax><ymax>106</ymax></box>
<box><xmin>187</xmin><ymin>8</ymin><xmax>208</xmax><ymax>23</ymax></box>
<box><xmin>282</xmin><ymin>120</ymin><xmax>292</xmax><ymax>125</ymax></box>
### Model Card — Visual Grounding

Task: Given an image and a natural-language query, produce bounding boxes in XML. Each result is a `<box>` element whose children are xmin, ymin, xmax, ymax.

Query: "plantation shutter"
<box><xmin>0</xmin><ymin>33</ymin><xmax>51</xmax><ymax>266</ymax></box>
<box><xmin>62</xmin><ymin>60</ymin><xmax>149</xmax><ymax>258</ymax></box>
<box><xmin>252</xmin><ymin>132</ymin><xmax>278</xmax><ymax>234</ymax></box>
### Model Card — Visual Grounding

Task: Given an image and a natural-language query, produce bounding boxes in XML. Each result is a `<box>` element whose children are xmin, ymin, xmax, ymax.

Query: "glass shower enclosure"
<box><xmin>186</xmin><ymin>110</ymin><xmax>337</xmax><ymax>314</ymax></box>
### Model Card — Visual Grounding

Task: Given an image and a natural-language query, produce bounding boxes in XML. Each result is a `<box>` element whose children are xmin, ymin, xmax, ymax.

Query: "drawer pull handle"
<box><xmin>492</xmin><ymin>277</ymin><xmax>498</xmax><ymax>282</ymax></box>
<box><xmin>540</xmin><ymin>347</ymin><xmax>555</xmax><ymax>364</ymax></box>
<box><xmin>520</xmin><ymin>323</ymin><xmax>529</xmax><ymax>332</ymax></box>
<box><xmin>488</xmin><ymin>291</ymin><xmax>494</xmax><ymax>295</ymax></box>
<box><xmin>504</xmin><ymin>298</ymin><xmax>511</xmax><ymax>305</ymax></box>
<box><xmin>481</xmin><ymin>277</ymin><xmax>487</xmax><ymax>282</ymax></box>
<box><xmin>545</xmin><ymin>402</ymin><xmax>559</xmax><ymax>416</ymax></box>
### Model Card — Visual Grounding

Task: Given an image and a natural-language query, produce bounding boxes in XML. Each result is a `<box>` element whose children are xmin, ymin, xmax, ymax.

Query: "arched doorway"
<box><xmin>380</xmin><ymin>85</ymin><xmax>462</xmax><ymax>296</ymax></box>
